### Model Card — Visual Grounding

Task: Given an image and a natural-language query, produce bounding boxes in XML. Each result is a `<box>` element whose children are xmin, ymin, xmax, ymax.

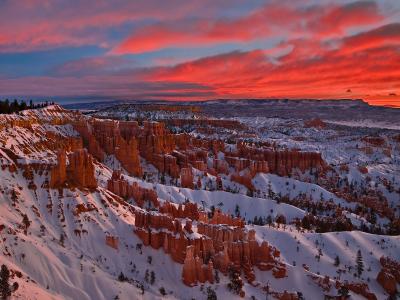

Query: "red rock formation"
<box><xmin>72</xmin><ymin>119</ymin><xmax>105</xmax><ymax>161</ymax></box>
<box><xmin>182</xmin><ymin>245</ymin><xmax>215</xmax><ymax>286</ymax></box>
<box><xmin>159</xmin><ymin>201</ymin><xmax>201</xmax><ymax>220</ymax></box>
<box><xmin>232</xmin><ymin>143</ymin><xmax>325</xmax><ymax>176</ymax></box>
<box><xmin>49</xmin><ymin>150</ymin><xmax>67</xmax><ymax>188</ymax></box>
<box><xmin>134</xmin><ymin>203</ymin><xmax>285</xmax><ymax>286</ymax></box>
<box><xmin>231</xmin><ymin>173</ymin><xmax>254</xmax><ymax>191</ymax></box>
<box><xmin>50</xmin><ymin>149</ymin><xmax>97</xmax><ymax>189</ymax></box>
<box><xmin>67</xmin><ymin>149</ymin><xmax>97</xmax><ymax>189</ymax></box>
<box><xmin>377</xmin><ymin>270</ymin><xmax>396</xmax><ymax>296</ymax></box>
<box><xmin>208</xmin><ymin>209</ymin><xmax>244</xmax><ymax>227</ymax></box>
<box><xmin>304</xmin><ymin>118</ymin><xmax>327</xmax><ymax>129</ymax></box>
<box><xmin>139</xmin><ymin>121</ymin><xmax>175</xmax><ymax>157</ymax></box>
<box><xmin>345</xmin><ymin>282</ymin><xmax>377</xmax><ymax>300</ymax></box>
<box><xmin>105</xmin><ymin>235</ymin><xmax>119</xmax><ymax>250</ymax></box>
<box><xmin>377</xmin><ymin>256</ymin><xmax>400</xmax><ymax>296</ymax></box>
<box><xmin>180</xmin><ymin>167</ymin><xmax>194</xmax><ymax>189</ymax></box>
<box><xmin>362</xmin><ymin>136</ymin><xmax>385</xmax><ymax>147</ymax></box>
<box><xmin>74</xmin><ymin>119</ymin><xmax>142</xmax><ymax>176</ymax></box>
<box><xmin>107</xmin><ymin>170</ymin><xmax>159</xmax><ymax>208</ymax></box>
<box><xmin>213</xmin><ymin>159</ymin><xmax>229</xmax><ymax>174</ymax></box>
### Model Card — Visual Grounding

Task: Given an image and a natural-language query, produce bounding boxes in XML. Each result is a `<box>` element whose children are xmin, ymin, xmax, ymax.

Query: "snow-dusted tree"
<box><xmin>59</xmin><ymin>233</ymin><xmax>65</xmax><ymax>247</ymax></box>
<box><xmin>0</xmin><ymin>264</ymin><xmax>11</xmax><ymax>299</ymax></box>
<box><xmin>356</xmin><ymin>250</ymin><xmax>364</xmax><ymax>277</ymax></box>
<box><xmin>150</xmin><ymin>271</ymin><xmax>155</xmax><ymax>285</ymax></box>
<box><xmin>234</xmin><ymin>205</ymin><xmax>241</xmax><ymax>218</ymax></box>
<box><xmin>338</xmin><ymin>285</ymin><xmax>349</xmax><ymax>297</ymax></box>
<box><xmin>334</xmin><ymin>255</ymin><xmax>340</xmax><ymax>267</ymax></box>
<box><xmin>206</xmin><ymin>287</ymin><xmax>217</xmax><ymax>300</ymax></box>
<box><xmin>22</xmin><ymin>214</ymin><xmax>30</xmax><ymax>235</ymax></box>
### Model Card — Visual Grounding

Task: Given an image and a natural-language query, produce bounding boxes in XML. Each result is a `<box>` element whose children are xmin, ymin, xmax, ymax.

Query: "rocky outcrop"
<box><xmin>105</xmin><ymin>235</ymin><xmax>119</xmax><ymax>250</ymax></box>
<box><xmin>73</xmin><ymin>119</ymin><xmax>142</xmax><ymax>177</ymax></box>
<box><xmin>180</xmin><ymin>167</ymin><xmax>194</xmax><ymax>188</ymax></box>
<box><xmin>345</xmin><ymin>282</ymin><xmax>377</xmax><ymax>300</ymax></box>
<box><xmin>49</xmin><ymin>150</ymin><xmax>67</xmax><ymax>188</ymax></box>
<box><xmin>158</xmin><ymin>201</ymin><xmax>202</xmax><ymax>221</ymax></box>
<box><xmin>67</xmin><ymin>149</ymin><xmax>97</xmax><ymax>189</ymax></box>
<box><xmin>377</xmin><ymin>256</ymin><xmax>400</xmax><ymax>296</ymax></box>
<box><xmin>363</xmin><ymin>136</ymin><xmax>385</xmax><ymax>147</ymax></box>
<box><xmin>231</xmin><ymin>173</ymin><xmax>254</xmax><ymax>191</ymax></box>
<box><xmin>107</xmin><ymin>170</ymin><xmax>159</xmax><ymax>208</ymax></box>
<box><xmin>304</xmin><ymin>118</ymin><xmax>326</xmax><ymax>129</ymax></box>
<box><xmin>133</xmin><ymin>201</ymin><xmax>285</xmax><ymax>286</ymax></box>
<box><xmin>50</xmin><ymin>149</ymin><xmax>97</xmax><ymax>189</ymax></box>
<box><xmin>182</xmin><ymin>245</ymin><xmax>214</xmax><ymax>286</ymax></box>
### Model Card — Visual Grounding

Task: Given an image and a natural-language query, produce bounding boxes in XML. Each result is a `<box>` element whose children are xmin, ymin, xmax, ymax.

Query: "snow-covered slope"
<box><xmin>0</xmin><ymin>105</ymin><xmax>398</xmax><ymax>300</ymax></box>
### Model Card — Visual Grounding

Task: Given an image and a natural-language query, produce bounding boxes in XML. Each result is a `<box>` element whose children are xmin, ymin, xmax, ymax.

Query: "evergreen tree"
<box><xmin>234</xmin><ymin>205</ymin><xmax>240</xmax><ymax>218</ymax></box>
<box><xmin>338</xmin><ymin>285</ymin><xmax>349</xmax><ymax>297</ymax></box>
<box><xmin>118</xmin><ymin>272</ymin><xmax>126</xmax><ymax>282</ymax></box>
<box><xmin>150</xmin><ymin>271</ymin><xmax>155</xmax><ymax>285</ymax></box>
<box><xmin>59</xmin><ymin>233</ymin><xmax>65</xmax><ymax>247</ymax></box>
<box><xmin>22</xmin><ymin>214</ymin><xmax>30</xmax><ymax>235</ymax></box>
<box><xmin>334</xmin><ymin>255</ymin><xmax>340</xmax><ymax>267</ymax></box>
<box><xmin>206</xmin><ymin>287</ymin><xmax>217</xmax><ymax>300</ymax></box>
<box><xmin>0</xmin><ymin>264</ymin><xmax>11</xmax><ymax>299</ymax></box>
<box><xmin>356</xmin><ymin>250</ymin><xmax>364</xmax><ymax>277</ymax></box>
<box><xmin>227</xmin><ymin>267</ymin><xmax>243</xmax><ymax>295</ymax></box>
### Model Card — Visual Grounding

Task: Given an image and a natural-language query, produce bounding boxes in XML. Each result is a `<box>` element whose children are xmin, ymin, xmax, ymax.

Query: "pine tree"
<box><xmin>356</xmin><ymin>250</ymin><xmax>364</xmax><ymax>277</ymax></box>
<box><xmin>22</xmin><ymin>214</ymin><xmax>30</xmax><ymax>235</ymax></box>
<box><xmin>227</xmin><ymin>267</ymin><xmax>243</xmax><ymax>295</ymax></box>
<box><xmin>118</xmin><ymin>272</ymin><xmax>126</xmax><ymax>282</ymax></box>
<box><xmin>59</xmin><ymin>233</ymin><xmax>65</xmax><ymax>247</ymax></box>
<box><xmin>150</xmin><ymin>271</ymin><xmax>155</xmax><ymax>285</ymax></box>
<box><xmin>234</xmin><ymin>205</ymin><xmax>240</xmax><ymax>218</ymax></box>
<box><xmin>206</xmin><ymin>286</ymin><xmax>217</xmax><ymax>300</ymax></box>
<box><xmin>0</xmin><ymin>264</ymin><xmax>11</xmax><ymax>299</ymax></box>
<box><xmin>334</xmin><ymin>255</ymin><xmax>340</xmax><ymax>267</ymax></box>
<box><xmin>338</xmin><ymin>285</ymin><xmax>349</xmax><ymax>297</ymax></box>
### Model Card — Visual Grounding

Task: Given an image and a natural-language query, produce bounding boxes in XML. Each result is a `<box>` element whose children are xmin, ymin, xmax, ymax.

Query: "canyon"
<box><xmin>0</xmin><ymin>103</ymin><xmax>398</xmax><ymax>299</ymax></box>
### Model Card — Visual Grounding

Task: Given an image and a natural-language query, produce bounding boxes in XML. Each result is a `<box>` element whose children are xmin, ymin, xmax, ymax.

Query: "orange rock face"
<box><xmin>182</xmin><ymin>245</ymin><xmax>215</xmax><ymax>286</ymax></box>
<box><xmin>105</xmin><ymin>235</ymin><xmax>119</xmax><ymax>250</ymax></box>
<box><xmin>49</xmin><ymin>150</ymin><xmax>67</xmax><ymax>188</ymax></box>
<box><xmin>67</xmin><ymin>149</ymin><xmax>97</xmax><ymax>189</ymax></box>
<box><xmin>377</xmin><ymin>256</ymin><xmax>400</xmax><ymax>295</ymax></box>
<box><xmin>107</xmin><ymin>170</ymin><xmax>159</xmax><ymax>208</ymax></box>
<box><xmin>133</xmin><ymin>200</ymin><xmax>285</xmax><ymax>286</ymax></box>
<box><xmin>362</xmin><ymin>136</ymin><xmax>385</xmax><ymax>147</ymax></box>
<box><xmin>345</xmin><ymin>282</ymin><xmax>377</xmax><ymax>300</ymax></box>
<box><xmin>73</xmin><ymin>119</ymin><xmax>142</xmax><ymax>177</ymax></box>
<box><xmin>180</xmin><ymin>167</ymin><xmax>194</xmax><ymax>188</ymax></box>
<box><xmin>50</xmin><ymin>149</ymin><xmax>97</xmax><ymax>189</ymax></box>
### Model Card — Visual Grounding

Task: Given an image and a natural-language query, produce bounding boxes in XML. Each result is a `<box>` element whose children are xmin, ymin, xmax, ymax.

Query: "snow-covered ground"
<box><xmin>0</xmin><ymin>105</ymin><xmax>399</xmax><ymax>299</ymax></box>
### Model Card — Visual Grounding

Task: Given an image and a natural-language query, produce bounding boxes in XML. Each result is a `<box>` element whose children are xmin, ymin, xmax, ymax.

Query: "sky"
<box><xmin>0</xmin><ymin>0</ymin><xmax>399</xmax><ymax>107</ymax></box>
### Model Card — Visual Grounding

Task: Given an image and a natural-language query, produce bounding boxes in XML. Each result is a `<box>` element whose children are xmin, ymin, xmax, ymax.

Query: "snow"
<box><xmin>0</xmin><ymin>105</ymin><xmax>398</xmax><ymax>299</ymax></box>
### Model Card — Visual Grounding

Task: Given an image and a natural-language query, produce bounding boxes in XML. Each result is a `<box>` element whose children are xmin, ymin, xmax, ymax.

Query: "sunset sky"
<box><xmin>0</xmin><ymin>0</ymin><xmax>399</xmax><ymax>107</ymax></box>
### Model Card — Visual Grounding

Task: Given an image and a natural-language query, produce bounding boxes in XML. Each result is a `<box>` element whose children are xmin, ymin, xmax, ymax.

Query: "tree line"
<box><xmin>0</xmin><ymin>99</ymin><xmax>54</xmax><ymax>114</ymax></box>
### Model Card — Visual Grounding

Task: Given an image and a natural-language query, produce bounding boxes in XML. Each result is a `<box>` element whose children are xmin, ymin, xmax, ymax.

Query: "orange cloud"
<box><xmin>114</xmin><ymin>1</ymin><xmax>385</xmax><ymax>54</ymax></box>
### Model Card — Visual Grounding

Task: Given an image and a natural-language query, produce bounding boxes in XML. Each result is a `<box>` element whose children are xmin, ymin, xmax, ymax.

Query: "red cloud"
<box><xmin>114</xmin><ymin>1</ymin><xmax>385</xmax><ymax>54</ymax></box>
<box><xmin>0</xmin><ymin>0</ymin><xmax>238</xmax><ymax>52</ymax></box>
<box><xmin>339</xmin><ymin>23</ymin><xmax>400</xmax><ymax>54</ymax></box>
<box><xmin>308</xmin><ymin>0</ymin><xmax>384</xmax><ymax>37</ymax></box>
